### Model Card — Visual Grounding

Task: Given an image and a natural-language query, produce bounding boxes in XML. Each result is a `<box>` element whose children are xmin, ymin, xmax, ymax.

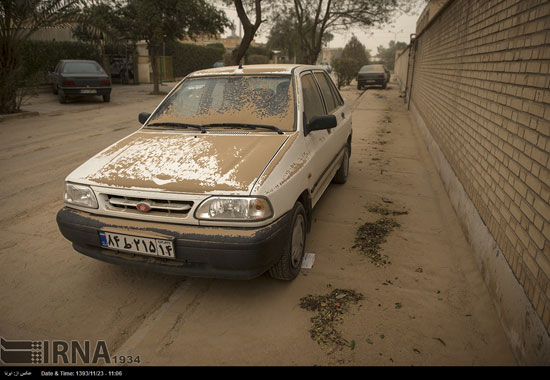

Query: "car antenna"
<box><xmin>238</xmin><ymin>63</ymin><xmax>243</xmax><ymax>69</ymax></box>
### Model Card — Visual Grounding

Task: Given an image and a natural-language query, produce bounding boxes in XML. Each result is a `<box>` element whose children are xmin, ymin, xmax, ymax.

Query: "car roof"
<box><xmin>189</xmin><ymin>64</ymin><xmax>319</xmax><ymax>77</ymax></box>
<box><xmin>361</xmin><ymin>64</ymin><xmax>385</xmax><ymax>70</ymax></box>
<box><xmin>60</xmin><ymin>60</ymin><xmax>99</xmax><ymax>64</ymax></box>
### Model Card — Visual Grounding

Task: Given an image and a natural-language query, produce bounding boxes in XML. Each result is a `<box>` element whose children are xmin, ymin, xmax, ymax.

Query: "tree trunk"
<box><xmin>0</xmin><ymin>42</ymin><xmax>20</xmax><ymax>114</ymax></box>
<box><xmin>231</xmin><ymin>0</ymin><xmax>263</xmax><ymax>66</ymax></box>
<box><xmin>148</xmin><ymin>43</ymin><xmax>160</xmax><ymax>94</ymax></box>
<box><xmin>231</xmin><ymin>28</ymin><xmax>255</xmax><ymax>65</ymax></box>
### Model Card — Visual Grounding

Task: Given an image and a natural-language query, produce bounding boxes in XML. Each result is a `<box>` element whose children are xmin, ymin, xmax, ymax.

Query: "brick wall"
<box><xmin>396</xmin><ymin>0</ymin><xmax>550</xmax><ymax>356</ymax></box>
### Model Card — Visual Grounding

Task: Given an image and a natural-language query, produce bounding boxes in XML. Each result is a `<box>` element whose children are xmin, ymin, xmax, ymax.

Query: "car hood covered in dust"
<box><xmin>67</xmin><ymin>131</ymin><xmax>290</xmax><ymax>194</ymax></box>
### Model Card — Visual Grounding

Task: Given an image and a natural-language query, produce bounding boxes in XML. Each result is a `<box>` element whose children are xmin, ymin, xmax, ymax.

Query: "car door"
<box><xmin>301</xmin><ymin>70</ymin><xmax>348</xmax><ymax>206</ymax></box>
<box><xmin>313</xmin><ymin>70</ymin><xmax>350</xmax><ymax>197</ymax></box>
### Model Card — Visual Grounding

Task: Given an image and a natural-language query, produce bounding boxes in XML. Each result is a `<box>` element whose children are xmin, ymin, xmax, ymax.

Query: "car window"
<box><xmin>301</xmin><ymin>73</ymin><xmax>325</xmax><ymax>123</ymax></box>
<box><xmin>151</xmin><ymin>75</ymin><xmax>295</xmax><ymax>131</ymax></box>
<box><xmin>314</xmin><ymin>72</ymin><xmax>339</xmax><ymax>114</ymax></box>
<box><xmin>328</xmin><ymin>76</ymin><xmax>344</xmax><ymax>106</ymax></box>
<box><xmin>359</xmin><ymin>65</ymin><xmax>384</xmax><ymax>72</ymax></box>
<box><xmin>62</xmin><ymin>62</ymin><xmax>105</xmax><ymax>74</ymax></box>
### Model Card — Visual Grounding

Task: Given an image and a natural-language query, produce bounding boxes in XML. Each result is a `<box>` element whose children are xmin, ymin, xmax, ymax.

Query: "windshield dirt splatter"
<box><xmin>85</xmin><ymin>132</ymin><xmax>289</xmax><ymax>193</ymax></box>
<box><xmin>150</xmin><ymin>75</ymin><xmax>295</xmax><ymax>131</ymax></box>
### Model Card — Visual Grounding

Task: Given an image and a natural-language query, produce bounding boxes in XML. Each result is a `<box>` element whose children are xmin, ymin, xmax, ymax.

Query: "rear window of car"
<box><xmin>359</xmin><ymin>65</ymin><xmax>384</xmax><ymax>72</ymax></box>
<box><xmin>62</xmin><ymin>62</ymin><xmax>105</xmax><ymax>74</ymax></box>
<box><xmin>151</xmin><ymin>75</ymin><xmax>296</xmax><ymax>132</ymax></box>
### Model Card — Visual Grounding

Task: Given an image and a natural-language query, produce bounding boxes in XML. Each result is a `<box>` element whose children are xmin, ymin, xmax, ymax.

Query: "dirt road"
<box><xmin>0</xmin><ymin>80</ymin><xmax>516</xmax><ymax>365</ymax></box>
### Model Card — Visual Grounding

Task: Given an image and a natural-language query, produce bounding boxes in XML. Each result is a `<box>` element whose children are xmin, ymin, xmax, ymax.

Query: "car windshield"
<box><xmin>63</xmin><ymin>62</ymin><xmax>105</xmax><ymax>74</ymax></box>
<box><xmin>360</xmin><ymin>65</ymin><xmax>384</xmax><ymax>72</ymax></box>
<box><xmin>149</xmin><ymin>75</ymin><xmax>295</xmax><ymax>132</ymax></box>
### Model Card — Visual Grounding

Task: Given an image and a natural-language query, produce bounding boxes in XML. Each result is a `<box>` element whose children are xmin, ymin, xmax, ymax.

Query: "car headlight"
<box><xmin>195</xmin><ymin>197</ymin><xmax>273</xmax><ymax>221</ymax></box>
<box><xmin>64</xmin><ymin>183</ymin><xmax>98</xmax><ymax>209</ymax></box>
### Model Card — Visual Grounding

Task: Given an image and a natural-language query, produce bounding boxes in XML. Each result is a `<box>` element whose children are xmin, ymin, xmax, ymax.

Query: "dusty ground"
<box><xmin>0</xmin><ymin>78</ymin><xmax>517</xmax><ymax>366</ymax></box>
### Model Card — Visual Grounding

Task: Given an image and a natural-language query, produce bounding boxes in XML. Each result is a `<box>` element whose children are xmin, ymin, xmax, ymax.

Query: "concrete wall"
<box><xmin>395</xmin><ymin>0</ymin><xmax>550</xmax><ymax>364</ymax></box>
<box><xmin>394</xmin><ymin>47</ymin><xmax>410</xmax><ymax>93</ymax></box>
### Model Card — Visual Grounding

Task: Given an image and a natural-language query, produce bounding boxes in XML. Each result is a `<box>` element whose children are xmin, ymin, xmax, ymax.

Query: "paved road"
<box><xmin>0</xmin><ymin>80</ymin><xmax>516</xmax><ymax>365</ymax></box>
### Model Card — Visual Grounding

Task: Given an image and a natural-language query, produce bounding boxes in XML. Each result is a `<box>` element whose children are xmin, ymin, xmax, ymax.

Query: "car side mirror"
<box><xmin>138</xmin><ymin>112</ymin><xmax>151</xmax><ymax>124</ymax></box>
<box><xmin>304</xmin><ymin>114</ymin><xmax>337</xmax><ymax>136</ymax></box>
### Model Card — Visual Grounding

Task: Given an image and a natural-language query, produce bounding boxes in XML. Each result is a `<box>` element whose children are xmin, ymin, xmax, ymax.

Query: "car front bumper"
<box><xmin>56</xmin><ymin>207</ymin><xmax>291</xmax><ymax>279</ymax></box>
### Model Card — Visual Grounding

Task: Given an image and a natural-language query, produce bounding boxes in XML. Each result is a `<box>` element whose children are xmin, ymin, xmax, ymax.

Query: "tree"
<box><xmin>72</xmin><ymin>1</ymin><xmax>135</xmax><ymax>49</ymax></box>
<box><xmin>289</xmin><ymin>0</ymin><xmax>418</xmax><ymax>64</ymax></box>
<box><xmin>266</xmin><ymin>11</ymin><xmax>300</xmax><ymax>63</ymax></box>
<box><xmin>376</xmin><ymin>40</ymin><xmax>407</xmax><ymax>70</ymax></box>
<box><xmin>228</xmin><ymin>0</ymin><xmax>265</xmax><ymax>65</ymax></box>
<box><xmin>332</xmin><ymin>36</ymin><xmax>369</xmax><ymax>89</ymax></box>
<box><xmin>0</xmin><ymin>0</ymin><xmax>81</xmax><ymax>114</ymax></box>
<box><xmin>266</xmin><ymin>9</ymin><xmax>331</xmax><ymax>64</ymax></box>
<box><xmin>341</xmin><ymin>35</ymin><xmax>369</xmax><ymax>70</ymax></box>
<box><xmin>332</xmin><ymin>57</ymin><xmax>357</xmax><ymax>89</ymax></box>
<box><xmin>121</xmin><ymin>0</ymin><xmax>230</xmax><ymax>94</ymax></box>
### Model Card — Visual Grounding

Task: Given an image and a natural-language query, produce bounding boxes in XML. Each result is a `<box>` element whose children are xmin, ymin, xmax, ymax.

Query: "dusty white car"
<box><xmin>56</xmin><ymin>64</ymin><xmax>352</xmax><ymax>280</ymax></box>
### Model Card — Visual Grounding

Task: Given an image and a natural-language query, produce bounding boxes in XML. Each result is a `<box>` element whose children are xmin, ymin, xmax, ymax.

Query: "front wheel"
<box><xmin>269</xmin><ymin>202</ymin><xmax>307</xmax><ymax>281</ymax></box>
<box><xmin>332</xmin><ymin>145</ymin><xmax>350</xmax><ymax>184</ymax></box>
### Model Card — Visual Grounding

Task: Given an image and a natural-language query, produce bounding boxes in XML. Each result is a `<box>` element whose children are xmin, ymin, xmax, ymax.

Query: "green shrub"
<box><xmin>19</xmin><ymin>40</ymin><xmax>101</xmax><ymax>85</ymax></box>
<box><xmin>332</xmin><ymin>57</ymin><xmax>360</xmax><ymax>89</ymax></box>
<box><xmin>165</xmin><ymin>42</ymin><xmax>225</xmax><ymax>78</ymax></box>
<box><xmin>246</xmin><ymin>54</ymin><xmax>269</xmax><ymax>64</ymax></box>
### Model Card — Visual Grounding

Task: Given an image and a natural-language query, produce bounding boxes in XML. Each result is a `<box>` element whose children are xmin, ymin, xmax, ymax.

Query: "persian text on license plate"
<box><xmin>99</xmin><ymin>231</ymin><xmax>175</xmax><ymax>259</ymax></box>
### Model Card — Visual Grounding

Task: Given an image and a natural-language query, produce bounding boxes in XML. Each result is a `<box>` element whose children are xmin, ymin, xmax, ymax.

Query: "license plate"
<box><xmin>367</xmin><ymin>80</ymin><xmax>376</xmax><ymax>83</ymax></box>
<box><xmin>81</xmin><ymin>89</ymin><xmax>97</xmax><ymax>94</ymax></box>
<box><xmin>99</xmin><ymin>231</ymin><xmax>175</xmax><ymax>259</ymax></box>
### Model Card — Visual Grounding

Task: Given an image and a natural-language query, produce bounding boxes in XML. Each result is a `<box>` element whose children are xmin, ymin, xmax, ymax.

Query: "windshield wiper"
<box><xmin>202</xmin><ymin>123</ymin><xmax>284</xmax><ymax>135</ymax></box>
<box><xmin>146</xmin><ymin>122</ymin><xmax>206</xmax><ymax>133</ymax></box>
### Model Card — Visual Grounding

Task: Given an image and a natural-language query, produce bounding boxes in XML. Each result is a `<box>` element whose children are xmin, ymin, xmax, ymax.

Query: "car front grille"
<box><xmin>105</xmin><ymin>195</ymin><xmax>194</xmax><ymax>218</ymax></box>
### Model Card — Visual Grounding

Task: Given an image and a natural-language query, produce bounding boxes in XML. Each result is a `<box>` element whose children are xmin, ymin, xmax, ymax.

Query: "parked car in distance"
<box><xmin>56</xmin><ymin>64</ymin><xmax>352</xmax><ymax>281</ymax></box>
<box><xmin>110</xmin><ymin>56</ymin><xmax>134</xmax><ymax>83</ymax></box>
<box><xmin>51</xmin><ymin>60</ymin><xmax>112</xmax><ymax>103</ymax></box>
<box><xmin>356</xmin><ymin>64</ymin><xmax>390</xmax><ymax>90</ymax></box>
<box><xmin>319</xmin><ymin>61</ymin><xmax>332</xmax><ymax>73</ymax></box>
<box><xmin>213</xmin><ymin>61</ymin><xmax>225</xmax><ymax>68</ymax></box>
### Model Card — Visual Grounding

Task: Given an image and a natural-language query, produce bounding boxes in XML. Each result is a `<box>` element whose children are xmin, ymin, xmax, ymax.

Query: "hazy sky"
<box><xmin>326</xmin><ymin>12</ymin><xmax>420</xmax><ymax>53</ymax></box>
<box><xmin>219</xmin><ymin>4</ymin><xmax>424</xmax><ymax>54</ymax></box>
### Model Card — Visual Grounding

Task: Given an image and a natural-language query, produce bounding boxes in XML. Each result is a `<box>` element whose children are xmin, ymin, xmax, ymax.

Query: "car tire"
<box><xmin>269</xmin><ymin>202</ymin><xmax>307</xmax><ymax>281</ymax></box>
<box><xmin>332</xmin><ymin>145</ymin><xmax>350</xmax><ymax>184</ymax></box>
<box><xmin>357</xmin><ymin>83</ymin><xmax>362</xmax><ymax>90</ymax></box>
<box><xmin>58</xmin><ymin>90</ymin><xmax>67</xmax><ymax>104</ymax></box>
<box><xmin>53</xmin><ymin>86</ymin><xmax>58</xmax><ymax>95</ymax></box>
<box><xmin>103</xmin><ymin>94</ymin><xmax>111</xmax><ymax>102</ymax></box>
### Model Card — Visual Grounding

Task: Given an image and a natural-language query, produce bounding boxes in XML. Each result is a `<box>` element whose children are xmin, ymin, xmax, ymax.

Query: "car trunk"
<box><xmin>61</xmin><ymin>74</ymin><xmax>109</xmax><ymax>87</ymax></box>
<box><xmin>358</xmin><ymin>72</ymin><xmax>385</xmax><ymax>81</ymax></box>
